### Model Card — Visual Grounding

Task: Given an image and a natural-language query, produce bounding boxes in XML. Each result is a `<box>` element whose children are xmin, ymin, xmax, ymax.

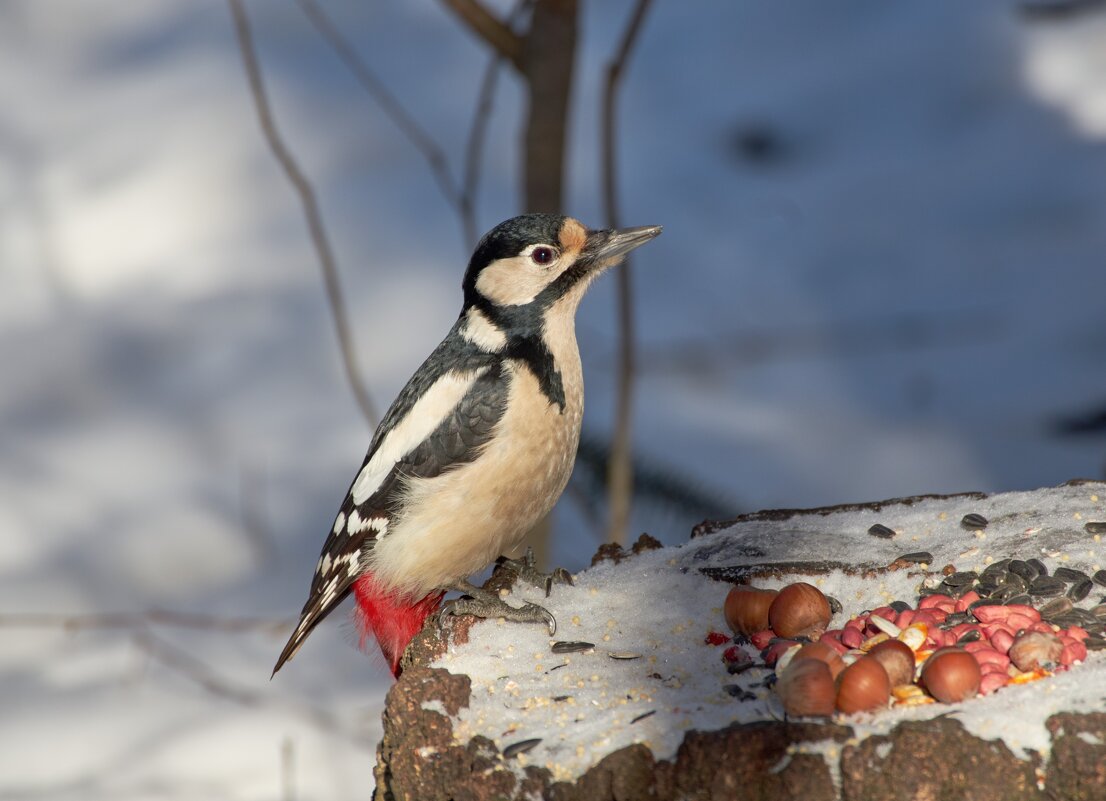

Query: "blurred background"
<box><xmin>3</xmin><ymin>0</ymin><xmax>1106</xmax><ymax>798</ymax></box>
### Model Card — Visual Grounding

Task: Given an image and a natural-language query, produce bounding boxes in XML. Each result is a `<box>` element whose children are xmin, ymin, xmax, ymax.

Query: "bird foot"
<box><xmin>496</xmin><ymin>547</ymin><xmax>574</xmax><ymax>597</ymax></box>
<box><xmin>440</xmin><ymin>580</ymin><xmax>557</xmax><ymax>636</ymax></box>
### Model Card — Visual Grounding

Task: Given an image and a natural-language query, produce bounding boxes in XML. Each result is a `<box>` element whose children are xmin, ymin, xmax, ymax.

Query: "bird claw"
<box><xmin>498</xmin><ymin>547</ymin><xmax>575</xmax><ymax>597</ymax></box>
<box><xmin>439</xmin><ymin>594</ymin><xmax>557</xmax><ymax>637</ymax></box>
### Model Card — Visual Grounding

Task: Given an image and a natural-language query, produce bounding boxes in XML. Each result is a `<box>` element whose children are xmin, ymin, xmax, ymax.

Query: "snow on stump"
<box><xmin>373</xmin><ymin>481</ymin><xmax>1106</xmax><ymax>801</ymax></box>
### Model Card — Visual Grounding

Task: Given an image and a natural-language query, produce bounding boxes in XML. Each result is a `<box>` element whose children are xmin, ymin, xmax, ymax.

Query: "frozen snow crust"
<box><xmin>403</xmin><ymin>482</ymin><xmax>1106</xmax><ymax>798</ymax></box>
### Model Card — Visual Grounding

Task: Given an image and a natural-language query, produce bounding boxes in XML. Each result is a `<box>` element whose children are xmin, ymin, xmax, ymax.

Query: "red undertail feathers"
<box><xmin>353</xmin><ymin>573</ymin><xmax>443</xmax><ymax>677</ymax></box>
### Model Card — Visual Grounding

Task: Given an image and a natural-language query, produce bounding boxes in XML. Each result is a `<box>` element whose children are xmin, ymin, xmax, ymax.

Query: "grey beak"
<box><xmin>587</xmin><ymin>225</ymin><xmax>662</xmax><ymax>267</ymax></box>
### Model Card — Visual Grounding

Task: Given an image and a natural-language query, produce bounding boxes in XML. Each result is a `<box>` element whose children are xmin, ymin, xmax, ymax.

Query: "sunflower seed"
<box><xmin>1092</xmin><ymin>604</ymin><xmax>1106</xmax><ymax>619</ymax></box>
<box><xmin>974</xmin><ymin>579</ymin><xmax>1001</xmax><ymax>598</ymax></box>
<box><xmin>896</xmin><ymin>551</ymin><xmax>933</xmax><ymax>565</ymax></box>
<box><xmin>1068</xmin><ymin>579</ymin><xmax>1093</xmax><ymax>602</ymax></box>
<box><xmin>1054</xmin><ymin>567</ymin><xmax>1090</xmax><ymax>584</ymax></box>
<box><xmin>552</xmin><ymin>695</ymin><xmax>571</xmax><ymax>702</ymax></box>
<box><xmin>957</xmin><ymin>629</ymin><xmax>981</xmax><ymax>644</ymax></box>
<box><xmin>503</xmin><ymin>738</ymin><xmax>542</xmax><ymax>758</ymax></box>
<box><xmin>1029</xmin><ymin>576</ymin><xmax>1066</xmax><ymax>598</ymax></box>
<box><xmin>1008</xmin><ymin>560</ymin><xmax>1037</xmax><ymax>582</ymax></box>
<box><xmin>1005</xmin><ymin>593</ymin><xmax>1033</xmax><ymax>606</ymax></box>
<box><xmin>1049</xmin><ymin>613</ymin><xmax>1084</xmax><ymax>629</ymax></box>
<box><xmin>723</xmin><ymin>684</ymin><xmax>756</xmax><ymax>701</ymax></box>
<box><xmin>1038</xmin><ymin>597</ymin><xmax>1074</xmax><ymax>620</ymax></box>
<box><xmin>1085</xmin><ymin>637</ymin><xmax>1106</xmax><ymax>651</ymax></box>
<box><xmin>944</xmin><ymin>612</ymin><xmax>971</xmax><ymax>626</ymax></box>
<box><xmin>1085</xmin><ymin>522</ymin><xmax>1106</xmax><ymax>535</ymax></box>
<box><xmin>1070</xmin><ymin>609</ymin><xmax>1101</xmax><ymax>627</ymax></box>
<box><xmin>1093</xmin><ymin>570</ymin><xmax>1106</xmax><ymax>588</ymax></box>
<box><xmin>631</xmin><ymin>710</ymin><xmax>656</xmax><ymax>724</ymax></box>
<box><xmin>826</xmin><ymin>595</ymin><xmax>842</xmax><ymax>615</ymax></box>
<box><xmin>961</xmin><ymin>513</ymin><xmax>989</xmax><ymax>529</ymax></box>
<box><xmin>943</xmin><ymin>571</ymin><xmax>979</xmax><ymax>587</ymax></box>
<box><xmin>981</xmin><ymin>559</ymin><xmax>1012</xmax><ymax>576</ymax></box>
<box><xmin>552</xmin><ymin>641</ymin><xmax>595</xmax><ymax>654</ymax></box>
<box><xmin>1002</xmin><ymin>574</ymin><xmax>1029</xmax><ymax>593</ymax></box>
<box><xmin>868</xmin><ymin>523</ymin><xmax>896</xmax><ymax>539</ymax></box>
<box><xmin>727</xmin><ymin>661</ymin><xmax>759</xmax><ymax>675</ymax></box>
<box><xmin>890</xmin><ymin>600</ymin><xmax>913</xmax><ymax>613</ymax></box>
<box><xmin>993</xmin><ymin>584</ymin><xmax>1025</xmax><ymax>603</ymax></box>
<box><xmin>1027</xmin><ymin>558</ymin><xmax>1049</xmax><ymax>577</ymax></box>
<box><xmin>608</xmin><ymin>651</ymin><xmax>642</xmax><ymax>660</ymax></box>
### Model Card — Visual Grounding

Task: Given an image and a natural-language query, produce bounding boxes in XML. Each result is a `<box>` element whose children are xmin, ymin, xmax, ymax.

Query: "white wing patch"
<box><xmin>332</xmin><ymin>512</ymin><xmax>346</xmax><ymax>535</ymax></box>
<box><xmin>347</xmin><ymin>508</ymin><xmax>388</xmax><ymax>535</ymax></box>
<box><xmin>350</xmin><ymin>369</ymin><xmax>488</xmax><ymax>506</ymax></box>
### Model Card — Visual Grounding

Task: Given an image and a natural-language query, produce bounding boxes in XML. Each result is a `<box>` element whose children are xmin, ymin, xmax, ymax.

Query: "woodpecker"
<box><xmin>273</xmin><ymin>214</ymin><xmax>661</xmax><ymax>677</ymax></box>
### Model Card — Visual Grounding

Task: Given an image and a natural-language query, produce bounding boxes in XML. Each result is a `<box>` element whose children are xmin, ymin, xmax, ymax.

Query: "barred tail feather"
<box><xmin>353</xmin><ymin>574</ymin><xmax>443</xmax><ymax>677</ymax></box>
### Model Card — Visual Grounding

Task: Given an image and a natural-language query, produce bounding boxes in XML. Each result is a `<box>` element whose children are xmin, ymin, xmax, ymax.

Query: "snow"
<box><xmin>436</xmin><ymin>483</ymin><xmax>1106</xmax><ymax>779</ymax></box>
<box><xmin>5</xmin><ymin>1</ymin><xmax>1106</xmax><ymax>798</ymax></box>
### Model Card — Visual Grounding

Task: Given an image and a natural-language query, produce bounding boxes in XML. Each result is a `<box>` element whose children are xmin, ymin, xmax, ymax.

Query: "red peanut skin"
<box><xmin>750</xmin><ymin>629</ymin><xmax>775</xmax><ymax>650</ymax></box>
<box><xmin>1004</xmin><ymin>604</ymin><xmax>1041</xmax><ymax>622</ymax></box>
<box><xmin>919</xmin><ymin>594</ymin><xmax>951</xmax><ymax>610</ymax></box>
<box><xmin>1007</xmin><ymin>612</ymin><xmax>1037</xmax><ymax>631</ymax></box>
<box><xmin>949</xmin><ymin>623</ymin><xmax>982</xmax><ymax>639</ymax></box>
<box><xmin>990</xmin><ymin>628</ymin><xmax>1015</xmax><ymax>654</ymax></box>
<box><xmin>955</xmin><ymin>591</ymin><xmax>980</xmax><ymax>612</ymax></box>
<box><xmin>972</xmin><ymin>606</ymin><xmax>1008</xmax><ymax>624</ymax></box>
<box><xmin>841</xmin><ymin>627</ymin><xmax>864</xmax><ymax>649</ymax></box>
<box><xmin>979</xmin><ymin>672</ymin><xmax>1010</xmax><ymax>695</ymax></box>
<box><xmin>971</xmin><ymin>647</ymin><xmax>1011</xmax><ymax>669</ymax></box>
<box><xmin>895</xmin><ymin>609</ymin><xmax>916</xmax><ymax>628</ymax></box>
<box><xmin>819</xmin><ymin>632</ymin><xmax>849</xmax><ymax>655</ymax></box>
<box><xmin>1060</xmin><ymin>639</ymin><xmax>1088</xmax><ymax>666</ymax></box>
<box><xmin>1066</xmin><ymin>626</ymin><xmax>1089</xmax><ymax>643</ymax></box>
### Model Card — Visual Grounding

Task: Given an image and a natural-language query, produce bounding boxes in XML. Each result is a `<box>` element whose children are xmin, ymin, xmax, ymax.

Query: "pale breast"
<box><xmin>367</xmin><ymin>355</ymin><xmax>584</xmax><ymax>599</ymax></box>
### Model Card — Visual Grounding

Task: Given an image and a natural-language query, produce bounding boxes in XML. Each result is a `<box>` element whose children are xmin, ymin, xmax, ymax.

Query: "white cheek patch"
<box><xmin>460</xmin><ymin>307</ymin><xmax>508</xmax><ymax>351</ymax></box>
<box><xmin>475</xmin><ymin>255</ymin><xmax>556</xmax><ymax>306</ymax></box>
<box><xmin>350</xmin><ymin>369</ymin><xmax>487</xmax><ymax>506</ymax></box>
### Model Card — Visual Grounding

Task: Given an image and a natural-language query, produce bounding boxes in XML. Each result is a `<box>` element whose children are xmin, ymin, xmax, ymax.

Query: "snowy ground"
<box><xmin>3</xmin><ymin>1</ymin><xmax>1106</xmax><ymax>799</ymax></box>
<box><xmin>437</xmin><ymin>484</ymin><xmax>1106</xmax><ymax>784</ymax></box>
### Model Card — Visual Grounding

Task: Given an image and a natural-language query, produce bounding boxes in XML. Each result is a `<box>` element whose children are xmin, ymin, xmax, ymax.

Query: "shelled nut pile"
<box><xmin>716</xmin><ymin>548</ymin><xmax>1104</xmax><ymax>717</ymax></box>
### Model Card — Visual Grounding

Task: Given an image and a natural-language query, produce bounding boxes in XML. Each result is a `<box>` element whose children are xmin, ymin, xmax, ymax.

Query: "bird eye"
<box><xmin>530</xmin><ymin>246</ymin><xmax>555</xmax><ymax>265</ymax></box>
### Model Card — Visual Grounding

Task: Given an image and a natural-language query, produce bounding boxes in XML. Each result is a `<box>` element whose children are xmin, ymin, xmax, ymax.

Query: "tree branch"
<box><xmin>460</xmin><ymin>0</ymin><xmax>534</xmax><ymax>247</ymax></box>
<box><xmin>603</xmin><ymin>0</ymin><xmax>654</xmax><ymax>546</ymax></box>
<box><xmin>440</xmin><ymin>0</ymin><xmax>523</xmax><ymax>70</ymax></box>
<box><xmin>0</xmin><ymin>609</ymin><xmax>290</xmax><ymax>635</ymax></box>
<box><xmin>227</xmin><ymin>0</ymin><xmax>378</xmax><ymax>427</ymax></box>
<box><xmin>295</xmin><ymin>0</ymin><xmax>464</xmax><ymax>213</ymax></box>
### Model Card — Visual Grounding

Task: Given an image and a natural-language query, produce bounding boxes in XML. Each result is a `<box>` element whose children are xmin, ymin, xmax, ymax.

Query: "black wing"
<box><xmin>272</xmin><ymin>350</ymin><xmax>507</xmax><ymax>674</ymax></box>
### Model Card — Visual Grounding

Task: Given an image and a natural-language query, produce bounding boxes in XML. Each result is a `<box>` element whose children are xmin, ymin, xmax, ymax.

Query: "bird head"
<box><xmin>461</xmin><ymin>214</ymin><xmax>661</xmax><ymax>327</ymax></box>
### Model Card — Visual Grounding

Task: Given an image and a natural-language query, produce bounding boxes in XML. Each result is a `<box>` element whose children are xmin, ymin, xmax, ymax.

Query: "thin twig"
<box><xmin>134</xmin><ymin>629</ymin><xmax>371</xmax><ymax>744</ymax></box>
<box><xmin>0</xmin><ymin>609</ymin><xmax>292</xmax><ymax>635</ymax></box>
<box><xmin>460</xmin><ymin>0</ymin><xmax>533</xmax><ymax>248</ymax></box>
<box><xmin>440</xmin><ymin>0</ymin><xmax>523</xmax><ymax>69</ymax></box>
<box><xmin>603</xmin><ymin>0</ymin><xmax>654</xmax><ymax>546</ymax></box>
<box><xmin>295</xmin><ymin>0</ymin><xmax>464</xmax><ymax>213</ymax></box>
<box><xmin>227</xmin><ymin>0</ymin><xmax>378</xmax><ymax>427</ymax></box>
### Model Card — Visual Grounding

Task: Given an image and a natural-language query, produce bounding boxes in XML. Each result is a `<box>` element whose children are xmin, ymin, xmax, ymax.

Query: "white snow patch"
<box><xmin>435</xmin><ymin>484</ymin><xmax>1106</xmax><ymax>780</ymax></box>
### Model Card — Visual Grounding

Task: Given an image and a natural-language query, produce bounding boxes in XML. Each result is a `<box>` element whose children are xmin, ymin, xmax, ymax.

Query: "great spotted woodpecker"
<box><xmin>273</xmin><ymin>214</ymin><xmax>661</xmax><ymax>677</ymax></box>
